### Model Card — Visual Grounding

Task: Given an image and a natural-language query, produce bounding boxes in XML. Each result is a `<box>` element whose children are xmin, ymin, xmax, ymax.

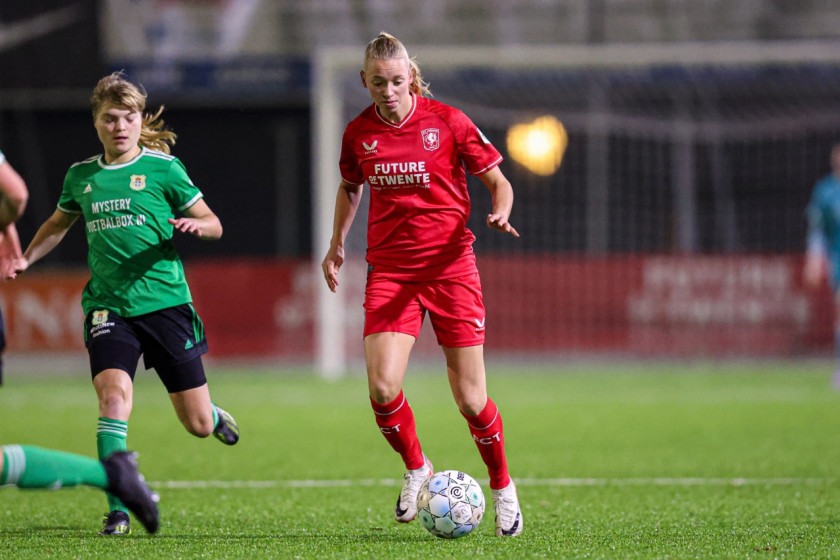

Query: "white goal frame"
<box><xmin>311</xmin><ymin>40</ymin><xmax>840</xmax><ymax>378</ymax></box>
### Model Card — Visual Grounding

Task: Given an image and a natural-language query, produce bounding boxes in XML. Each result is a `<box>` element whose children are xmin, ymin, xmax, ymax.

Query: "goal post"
<box><xmin>312</xmin><ymin>48</ymin><xmax>358</xmax><ymax>379</ymax></box>
<box><xmin>312</xmin><ymin>40</ymin><xmax>840</xmax><ymax>378</ymax></box>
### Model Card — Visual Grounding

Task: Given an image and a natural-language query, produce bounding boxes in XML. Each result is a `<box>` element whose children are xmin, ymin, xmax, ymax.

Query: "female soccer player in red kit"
<box><xmin>321</xmin><ymin>32</ymin><xmax>522</xmax><ymax>537</ymax></box>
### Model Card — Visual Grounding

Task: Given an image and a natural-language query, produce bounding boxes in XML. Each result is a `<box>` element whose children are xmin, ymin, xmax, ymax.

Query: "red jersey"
<box><xmin>339</xmin><ymin>94</ymin><xmax>502</xmax><ymax>281</ymax></box>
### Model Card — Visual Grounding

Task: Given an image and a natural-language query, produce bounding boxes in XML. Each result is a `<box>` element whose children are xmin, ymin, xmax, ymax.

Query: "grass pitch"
<box><xmin>1</xmin><ymin>360</ymin><xmax>839</xmax><ymax>558</ymax></box>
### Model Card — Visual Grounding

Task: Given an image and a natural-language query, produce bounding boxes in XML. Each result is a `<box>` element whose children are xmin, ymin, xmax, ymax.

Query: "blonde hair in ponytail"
<box><xmin>90</xmin><ymin>71</ymin><xmax>177</xmax><ymax>154</ymax></box>
<box><xmin>364</xmin><ymin>32</ymin><xmax>432</xmax><ymax>97</ymax></box>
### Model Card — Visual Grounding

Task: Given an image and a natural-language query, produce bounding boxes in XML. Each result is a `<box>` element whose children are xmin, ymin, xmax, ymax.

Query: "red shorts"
<box><xmin>363</xmin><ymin>272</ymin><xmax>486</xmax><ymax>347</ymax></box>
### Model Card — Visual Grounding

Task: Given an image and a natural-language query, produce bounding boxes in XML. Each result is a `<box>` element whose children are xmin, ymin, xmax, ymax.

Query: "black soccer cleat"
<box><xmin>101</xmin><ymin>451</ymin><xmax>160</xmax><ymax>534</ymax></box>
<box><xmin>212</xmin><ymin>405</ymin><xmax>240</xmax><ymax>445</ymax></box>
<box><xmin>99</xmin><ymin>510</ymin><xmax>132</xmax><ymax>536</ymax></box>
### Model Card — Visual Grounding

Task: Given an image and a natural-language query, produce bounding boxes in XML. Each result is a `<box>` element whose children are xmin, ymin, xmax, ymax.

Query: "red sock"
<box><xmin>463</xmin><ymin>397</ymin><xmax>511</xmax><ymax>489</ymax></box>
<box><xmin>370</xmin><ymin>391</ymin><xmax>425</xmax><ymax>470</ymax></box>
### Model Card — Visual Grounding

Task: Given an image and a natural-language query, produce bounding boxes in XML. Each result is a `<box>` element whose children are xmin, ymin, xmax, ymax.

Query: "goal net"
<box><xmin>312</xmin><ymin>41</ymin><xmax>840</xmax><ymax>377</ymax></box>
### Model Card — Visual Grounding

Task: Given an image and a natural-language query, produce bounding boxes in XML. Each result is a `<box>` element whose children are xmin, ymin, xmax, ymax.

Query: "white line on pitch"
<box><xmin>149</xmin><ymin>477</ymin><xmax>838</xmax><ymax>489</ymax></box>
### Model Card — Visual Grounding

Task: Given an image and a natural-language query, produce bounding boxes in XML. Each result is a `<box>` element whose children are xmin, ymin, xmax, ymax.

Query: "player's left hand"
<box><xmin>0</xmin><ymin>226</ymin><xmax>24</xmax><ymax>279</ymax></box>
<box><xmin>4</xmin><ymin>256</ymin><xmax>27</xmax><ymax>280</ymax></box>
<box><xmin>169</xmin><ymin>217</ymin><xmax>204</xmax><ymax>237</ymax></box>
<box><xmin>487</xmin><ymin>214</ymin><xmax>519</xmax><ymax>237</ymax></box>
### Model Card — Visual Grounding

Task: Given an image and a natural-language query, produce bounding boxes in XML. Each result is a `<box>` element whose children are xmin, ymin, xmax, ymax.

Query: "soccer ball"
<box><xmin>417</xmin><ymin>470</ymin><xmax>485</xmax><ymax>539</ymax></box>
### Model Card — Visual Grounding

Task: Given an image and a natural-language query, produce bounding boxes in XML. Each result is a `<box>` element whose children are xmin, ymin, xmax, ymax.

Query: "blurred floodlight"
<box><xmin>506</xmin><ymin>115</ymin><xmax>568</xmax><ymax>176</ymax></box>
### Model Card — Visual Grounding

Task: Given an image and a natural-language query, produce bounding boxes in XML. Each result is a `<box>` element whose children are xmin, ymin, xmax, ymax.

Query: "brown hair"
<box><xmin>364</xmin><ymin>32</ymin><xmax>432</xmax><ymax>97</ymax></box>
<box><xmin>90</xmin><ymin>71</ymin><xmax>177</xmax><ymax>154</ymax></box>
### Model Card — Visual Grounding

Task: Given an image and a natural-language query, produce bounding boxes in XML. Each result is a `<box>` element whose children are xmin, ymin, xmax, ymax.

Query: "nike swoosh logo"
<box><xmin>394</xmin><ymin>495</ymin><xmax>408</xmax><ymax>517</ymax></box>
<box><xmin>394</xmin><ymin>494</ymin><xmax>416</xmax><ymax>522</ymax></box>
<box><xmin>0</xmin><ymin>4</ymin><xmax>85</xmax><ymax>54</ymax></box>
<box><xmin>500</xmin><ymin>512</ymin><xmax>521</xmax><ymax>536</ymax></box>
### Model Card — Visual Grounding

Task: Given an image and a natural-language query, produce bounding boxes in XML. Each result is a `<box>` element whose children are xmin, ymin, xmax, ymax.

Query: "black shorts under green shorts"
<box><xmin>84</xmin><ymin>303</ymin><xmax>209</xmax><ymax>392</ymax></box>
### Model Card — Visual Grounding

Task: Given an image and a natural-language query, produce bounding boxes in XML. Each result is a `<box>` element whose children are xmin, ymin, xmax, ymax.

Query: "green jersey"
<box><xmin>58</xmin><ymin>147</ymin><xmax>203</xmax><ymax>317</ymax></box>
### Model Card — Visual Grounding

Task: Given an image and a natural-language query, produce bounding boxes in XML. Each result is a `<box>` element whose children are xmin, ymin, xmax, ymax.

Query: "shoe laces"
<box><xmin>492</xmin><ymin>485</ymin><xmax>520</xmax><ymax>528</ymax></box>
<box><xmin>399</xmin><ymin>458</ymin><xmax>431</xmax><ymax>507</ymax></box>
<box><xmin>400</xmin><ymin>472</ymin><xmax>426</xmax><ymax>506</ymax></box>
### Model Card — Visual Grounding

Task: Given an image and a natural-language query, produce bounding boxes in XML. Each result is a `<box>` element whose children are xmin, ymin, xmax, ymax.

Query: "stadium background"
<box><xmin>1</xmin><ymin>0</ymin><xmax>840</xmax><ymax>373</ymax></box>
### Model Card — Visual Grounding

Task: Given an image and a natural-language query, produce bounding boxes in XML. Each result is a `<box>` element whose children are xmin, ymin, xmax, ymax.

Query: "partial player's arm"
<box><xmin>11</xmin><ymin>209</ymin><xmax>79</xmax><ymax>278</ymax></box>
<box><xmin>0</xmin><ymin>223</ymin><xmax>22</xmax><ymax>279</ymax></box>
<box><xmin>169</xmin><ymin>198</ymin><xmax>223</xmax><ymax>240</ymax></box>
<box><xmin>804</xmin><ymin>196</ymin><xmax>827</xmax><ymax>290</ymax></box>
<box><xmin>321</xmin><ymin>180</ymin><xmax>364</xmax><ymax>292</ymax></box>
<box><xmin>803</xmin><ymin>246</ymin><xmax>827</xmax><ymax>290</ymax></box>
<box><xmin>0</xmin><ymin>159</ymin><xmax>29</xmax><ymax>230</ymax></box>
<box><xmin>479</xmin><ymin>166</ymin><xmax>519</xmax><ymax>238</ymax></box>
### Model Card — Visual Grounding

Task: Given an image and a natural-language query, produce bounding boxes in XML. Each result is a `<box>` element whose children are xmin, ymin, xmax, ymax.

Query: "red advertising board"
<box><xmin>0</xmin><ymin>255</ymin><xmax>832</xmax><ymax>359</ymax></box>
<box><xmin>479</xmin><ymin>254</ymin><xmax>832</xmax><ymax>356</ymax></box>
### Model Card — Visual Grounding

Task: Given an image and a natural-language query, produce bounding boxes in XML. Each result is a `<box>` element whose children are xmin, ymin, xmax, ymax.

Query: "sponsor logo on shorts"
<box><xmin>90</xmin><ymin>310</ymin><xmax>115</xmax><ymax>338</ymax></box>
<box><xmin>92</xmin><ymin>310</ymin><xmax>109</xmax><ymax>325</ymax></box>
<box><xmin>474</xmin><ymin>317</ymin><xmax>486</xmax><ymax>332</ymax></box>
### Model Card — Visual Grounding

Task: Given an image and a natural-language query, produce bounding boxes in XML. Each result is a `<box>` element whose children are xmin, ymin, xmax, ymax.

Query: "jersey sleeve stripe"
<box><xmin>178</xmin><ymin>192</ymin><xmax>204</xmax><ymax>211</ymax></box>
<box><xmin>144</xmin><ymin>150</ymin><xmax>176</xmax><ymax>161</ymax></box>
<box><xmin>340</xmin><ymin>174</ymin><xmax>364</xmax><ymax>186</ymax></box>
<box><xmin>471</xmin><ymin>156</ymin><xmax>503</xmax><ymax>176</ymax></box>
<box><xmin>56</xmin><ymin>204</ymin><xmax>83</xmax><ymax>215</ymax></box>
<box><xmin>70</xmin><ymin>155</ymin><xmax>100</xmax><ymax>168</ymax></box>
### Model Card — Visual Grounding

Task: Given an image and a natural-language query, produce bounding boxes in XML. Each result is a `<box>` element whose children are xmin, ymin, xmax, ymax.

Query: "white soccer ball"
<box><xmin>417</xmin><ymin>470</ymin><xmax>485</xmax><ymax>539</ymax></box>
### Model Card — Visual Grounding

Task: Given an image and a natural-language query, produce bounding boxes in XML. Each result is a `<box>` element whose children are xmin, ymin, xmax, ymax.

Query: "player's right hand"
<box><xmin>321</xmin><ymin>246</ymin><xmax>344</xmax><ymax>293</ymax></box>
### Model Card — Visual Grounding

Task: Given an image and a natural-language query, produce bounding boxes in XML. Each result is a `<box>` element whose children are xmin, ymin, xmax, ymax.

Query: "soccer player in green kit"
<box><xmin>0</xmin><ymin>445</ymin><xmax>160</xmax><ymax>534</ymax></box>
<box><xmin>9</xmin><ymin>72</ymin><xmax>239</xmax><ymax>535</ymax></box>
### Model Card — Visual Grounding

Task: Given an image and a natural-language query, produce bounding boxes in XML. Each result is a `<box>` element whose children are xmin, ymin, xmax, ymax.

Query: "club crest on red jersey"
<box><xmin>421</xmin><ymin>128</ymin><xmax>440</xmax><ymax>151</ymax></box>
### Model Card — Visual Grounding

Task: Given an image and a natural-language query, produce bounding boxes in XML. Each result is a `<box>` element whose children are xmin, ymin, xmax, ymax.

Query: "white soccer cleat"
<box><xmin>492</xmin><ymin>480</ymin><xmax>523</xmax><ymax>537</ymax></box>
<box><xmin>394</xmin><ymin>454</ymin><xmax>433</xmax><ymax>522</ymax></box>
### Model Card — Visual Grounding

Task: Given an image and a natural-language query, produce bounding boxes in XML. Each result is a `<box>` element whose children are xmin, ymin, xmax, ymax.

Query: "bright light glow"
<box><xmin>506</xmin><ymin>116</ymin><xmax>568</xmax><ymax>176</ymax></box>
<box><xmin>526</xmin><ymin>129</ymin><xmax>553</xmax><ymax>157</ymax></box>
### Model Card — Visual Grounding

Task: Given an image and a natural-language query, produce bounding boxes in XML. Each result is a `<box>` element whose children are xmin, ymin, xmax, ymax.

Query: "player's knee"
<box><xmin>456</xmin><ymin>395</ymin><xmax>487</xmax><ymax>417</ymax></box>
<box><xmin>186</xmin><ymin>421</ymin><xmax>214</xmax><ymax>438</ymax></box>
<box><xmin>97</xmin><ymin>388</ymin><xmax>131</xmax><ymax>417</ymax></box>
<box><xmin>368</xmin><ymin>381</ymin><xmax>401</xmax><ymax>405</ymax></box>
<box><xmin>183</xmin><ymin>413</ymin><xmax>215</xmax><ymax>438</ymax></box>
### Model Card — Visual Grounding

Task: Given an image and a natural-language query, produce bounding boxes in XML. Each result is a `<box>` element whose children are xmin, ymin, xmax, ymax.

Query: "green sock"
<box><xmin>97</xmin><ymin>417</ymin><xmax>129</xmax><ymax>513</ymax></box>
<box><xmin>0</xmin><ymin>445</ymin><xmax>108</xmax><ymax>489</ymax></box>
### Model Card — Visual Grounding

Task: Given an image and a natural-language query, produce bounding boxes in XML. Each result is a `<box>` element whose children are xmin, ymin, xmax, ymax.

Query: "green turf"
<box><xmin>1</xmin><ymin>361</ymin><xmax>840</xmax><ymax>558</ymax></box>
